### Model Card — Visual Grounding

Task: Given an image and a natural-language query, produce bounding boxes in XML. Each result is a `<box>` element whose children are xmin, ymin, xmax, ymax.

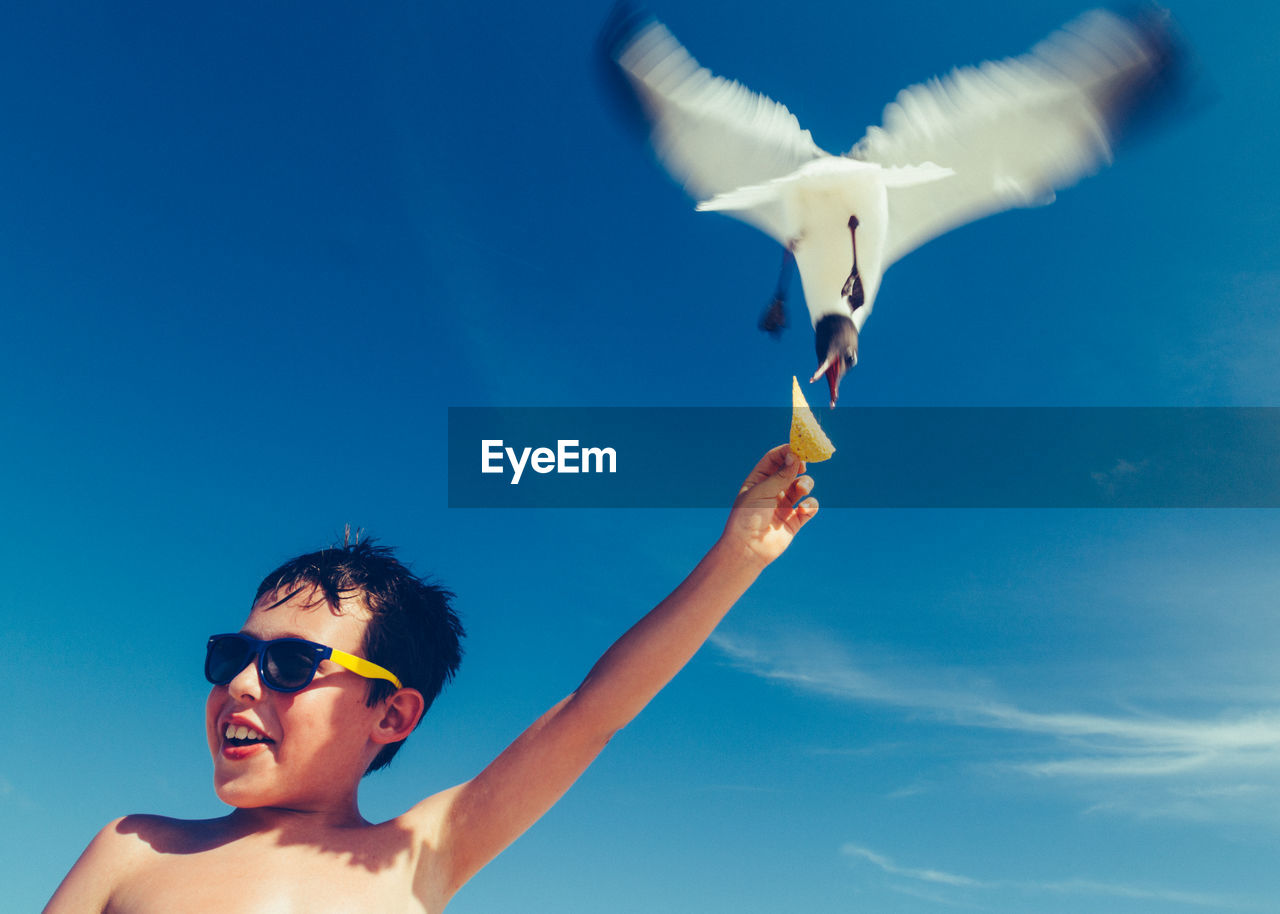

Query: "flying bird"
<box><xmin>603</xmin><ymin>5</ymin><xmax>1184</xmax><ymax>405</ymax></box>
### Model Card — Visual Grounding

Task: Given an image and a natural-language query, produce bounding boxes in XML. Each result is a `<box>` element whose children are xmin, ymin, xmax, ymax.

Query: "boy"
<box><xmin>44</xmin><ymin>445</ymin><xmax>818</xmax><ymax>913</ymax></box>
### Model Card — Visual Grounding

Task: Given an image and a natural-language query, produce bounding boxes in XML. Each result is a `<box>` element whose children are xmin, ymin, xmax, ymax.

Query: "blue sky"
<box><xmin>3</xmin><ymin>1</ymin><xmax>1280</xmax><ymax>911</ymax></box>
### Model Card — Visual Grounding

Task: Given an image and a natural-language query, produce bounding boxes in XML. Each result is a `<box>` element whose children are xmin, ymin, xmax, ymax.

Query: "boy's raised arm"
<box><xmin>416</xmin><ymin>445</ymin><xmax>818</xmax><ymax>899</ymax></box>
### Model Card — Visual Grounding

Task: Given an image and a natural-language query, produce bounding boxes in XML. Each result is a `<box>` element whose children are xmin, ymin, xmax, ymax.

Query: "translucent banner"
<box><xmin>447</xmin><ymin>408</ymin><xmax>1280</xmax><ymax>508</ymax></box>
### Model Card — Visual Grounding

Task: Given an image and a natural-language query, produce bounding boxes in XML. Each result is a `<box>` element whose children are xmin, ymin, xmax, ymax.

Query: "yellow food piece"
<box><xmin>789</xmin><ymin>376</ymin><xmax>835</xmax><ymax>462</ymax></box>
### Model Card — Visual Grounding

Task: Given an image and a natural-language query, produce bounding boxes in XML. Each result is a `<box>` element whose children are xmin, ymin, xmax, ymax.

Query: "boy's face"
<box><xmin>205</xmin><ymin>585</ymin><xmax>387</xmax><ymax>812</ymax></box>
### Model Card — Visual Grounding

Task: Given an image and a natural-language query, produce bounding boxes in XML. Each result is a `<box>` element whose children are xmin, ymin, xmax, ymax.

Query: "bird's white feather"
<box><xmin>852</xmin><ymin>9</ymin><xmax>1165</xmax><ymax>267</ymax></box>
<box><xmin>614</xmin><ymin>19</ymin><xmax>826</xmax><ymax>203</ymax></box>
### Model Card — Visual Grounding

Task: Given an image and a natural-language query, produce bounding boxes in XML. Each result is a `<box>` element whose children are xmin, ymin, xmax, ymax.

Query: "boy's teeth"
<box><xmin>224</xmin><ymin>723</ymin><xmax>266</xmax><ymax>741</ymax></box>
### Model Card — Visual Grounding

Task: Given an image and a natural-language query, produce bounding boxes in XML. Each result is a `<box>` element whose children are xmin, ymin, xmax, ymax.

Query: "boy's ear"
<box><xmin>371</xmin><ymin>688</ymin><xmax>426</xmax><ymax>745</ymax></box>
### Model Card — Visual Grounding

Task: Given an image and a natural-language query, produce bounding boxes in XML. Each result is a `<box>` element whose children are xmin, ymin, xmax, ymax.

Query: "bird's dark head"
<box><xmin>811</xmin><ymin>314</ymin><xmax>859</xmax><ymax>407</ymax></box>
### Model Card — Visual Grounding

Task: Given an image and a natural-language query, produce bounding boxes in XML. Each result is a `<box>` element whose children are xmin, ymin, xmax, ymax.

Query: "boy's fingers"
<box><xmin>766</xmin><ymin>443</ymin><xmax>794</xmax><ymax>468</ymax></box>
<box><xmin>788</xmin><ymin>474</ymin><xmax>814</xmax><ymax>500</ymax></box>
<box><xmin>760</xmin><ymin>445</ymin><xmax>800</xmax><ymax>478</ymax></box>
<box><xmin>769</xmin><ymin>496</ymin><xmax>818</xmax><ymax>539</ymax></box>
<box><xmin>771</xmin><ymin>450</ymin><xmax>805</xmax><ymax>483</ymax></box>
<box><xmin>767</xmin><ymin>475</ymin><xmax>814</xmax><ymax>519</ymax></box>
<box><xmin>754</xmin><ymin>456</ymin><xmax>803</xmax><ymax>500</ymax></box>
<box><xmin>736</xmin><ymin>447</ymin><xmax>809</xmax><ymax>508</ymax></box>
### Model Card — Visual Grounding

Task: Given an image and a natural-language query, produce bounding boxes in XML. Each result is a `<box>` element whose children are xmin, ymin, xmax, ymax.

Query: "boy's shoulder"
<box><xmin>43</xmin><ymin>814</ymin><xmax>220</xmax><ymax>913</ymax></box>
<box><xmin>77</xmin><ymin>814</ymin><xmax>203</xmax><ymax>873</ymax></box>
<box><xmin>87</xmin><ymin>813</ymin><xmax>232</xmax><ymax>877</ymax></box>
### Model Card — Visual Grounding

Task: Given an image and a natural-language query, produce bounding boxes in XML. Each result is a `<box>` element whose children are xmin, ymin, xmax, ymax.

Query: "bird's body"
<box><xmin>604</xmin><ymin>6</ymin><xmax>1182</xmax><ymax>404</ymax></box>
<box><xmin>701</xmin><ymin>157</ymin><xmax>952</xmax><ymax>331</ymax></box>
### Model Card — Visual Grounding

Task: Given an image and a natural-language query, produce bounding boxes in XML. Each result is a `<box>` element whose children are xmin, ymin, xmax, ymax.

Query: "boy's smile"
<box><xmin>219</xmin><ymin>717</ymin><xmax>274</xmax><ymax>760</ymax></box>
<box><xmin>205</xmin><ymin>586</ymin><xmax>391</xmax><ymax>817</ymax></box>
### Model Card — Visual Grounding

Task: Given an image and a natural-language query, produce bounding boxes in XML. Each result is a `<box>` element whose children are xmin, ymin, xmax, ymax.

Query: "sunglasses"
<box><xmin>205</xmin><ymin>632</ymin><xmax>403</xmax><ymax>693</ymax></box>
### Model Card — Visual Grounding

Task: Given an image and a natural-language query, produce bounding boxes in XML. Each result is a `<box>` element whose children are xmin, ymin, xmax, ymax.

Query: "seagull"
<box><xmin>603</xmin><ymin>5</ymin><xmax>1183</xmax><ymax>405</ymax></box>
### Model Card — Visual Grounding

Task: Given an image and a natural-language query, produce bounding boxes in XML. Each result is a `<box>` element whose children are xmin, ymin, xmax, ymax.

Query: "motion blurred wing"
<box><xmin>604</xmin><ymin>8</ymin><xmax>827</xmax><ymax>205</ymax></box>
<box><xmin>852</xmin><ymin>8</ymin><xmax>1181</xmax><ymax>268</ymax></box>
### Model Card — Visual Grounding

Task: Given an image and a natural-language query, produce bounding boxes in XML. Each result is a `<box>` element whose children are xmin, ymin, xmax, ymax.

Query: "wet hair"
<box><xmin>253</xmin><ymin>533</ymin><xmax>464</xmax><ymax>775</ymax></box>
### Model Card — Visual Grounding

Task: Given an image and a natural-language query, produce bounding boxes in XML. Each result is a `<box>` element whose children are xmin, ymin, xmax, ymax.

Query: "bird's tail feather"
<box><xmin>878</xmin><ymin>162</ymin><xmax>955</xmax><ymax>187</ymax></box>
<box><xmin>696</xmin><ymin>183</ymin><xmax>790</xmax><ymax>243</ymax></box>
<box><xmin>696</xmin><ymin>182</ymin><xmax>778</xmax><ymax>214</ymax></box>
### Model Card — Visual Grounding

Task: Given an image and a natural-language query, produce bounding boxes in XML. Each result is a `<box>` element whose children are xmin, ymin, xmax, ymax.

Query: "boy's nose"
<box><xmin>225</xmin><ymin>658</ymin><xmax>265</xmax><ymax>700</ymax></box>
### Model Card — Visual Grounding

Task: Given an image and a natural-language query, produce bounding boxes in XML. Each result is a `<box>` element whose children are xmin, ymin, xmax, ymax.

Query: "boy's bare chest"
<box><xmin>107</xmin><ymin>831</ymin><xmax>436</xmax><ymax>914</ymax></box>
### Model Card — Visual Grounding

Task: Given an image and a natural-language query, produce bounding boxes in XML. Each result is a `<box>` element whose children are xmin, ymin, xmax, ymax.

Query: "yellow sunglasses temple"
<box><xmin>328</xmin><ymin>648</ymin><xmax>403</xmax><ymax>690</ymax></box>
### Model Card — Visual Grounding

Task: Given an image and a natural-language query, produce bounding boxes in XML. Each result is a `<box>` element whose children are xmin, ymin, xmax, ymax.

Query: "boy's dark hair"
<box><xmin>253</xmin><ymin>534</ymin><xmax>464</xmax><ymax>774</ymax></box>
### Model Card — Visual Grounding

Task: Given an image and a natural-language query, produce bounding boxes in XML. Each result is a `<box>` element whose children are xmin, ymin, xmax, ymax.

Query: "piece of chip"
<box><xmin>789</xmin><ymin>376</ymin><xmax>835</xmax><ymax>462</ymax></box>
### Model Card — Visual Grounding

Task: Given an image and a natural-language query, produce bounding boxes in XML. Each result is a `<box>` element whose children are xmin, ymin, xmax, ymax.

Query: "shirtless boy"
<box><xmin>44</xmin><ymin>445</ymin><xmax>818</xmax><ymax>913</ymax></box>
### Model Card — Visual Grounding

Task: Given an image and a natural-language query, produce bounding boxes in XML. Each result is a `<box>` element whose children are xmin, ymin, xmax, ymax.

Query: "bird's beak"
<box><xmin>809</xmin><ymin>356</ymin><xmax>845</xmax><ymax>408</ymax></box>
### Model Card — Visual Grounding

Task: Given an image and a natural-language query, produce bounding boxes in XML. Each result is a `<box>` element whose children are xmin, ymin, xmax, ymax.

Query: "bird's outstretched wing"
<box><xmin>852</xmin><ymin>7</ymin><xmax>1182</xmax><ymax>269</ymax></box>
<box><xmin>603</xmin><ymin>6</ymin><xmax>827</xmax><ymax>204</ymax></box>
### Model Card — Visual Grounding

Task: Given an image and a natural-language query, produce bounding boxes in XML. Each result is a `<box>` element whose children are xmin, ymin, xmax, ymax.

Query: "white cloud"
<box><xmin>1091</xmin><ymin>457</ymin><xmax>1148</xmax><ymax>496</ymax></box>
<box><xmin>843</xmin><ymin>844</ymin><xmax>985</xmax><ymax>888</ymax></box>
<box><xmin>1033</xmin><ymin>878</ymin><xmax>1244</xmax><ymax>908</ymax></box>
<box><xmin>710</xmin><ymin>629</ymin><xmax>1280</xmax><ymax>821</ymax></box>
<box><xmin>843</xmin><ymin>843</ymin><xmax>1247</xmax><ymax>909</ymax></box>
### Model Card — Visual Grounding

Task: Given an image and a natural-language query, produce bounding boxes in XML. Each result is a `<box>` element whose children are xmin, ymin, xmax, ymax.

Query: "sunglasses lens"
<box><xmin>263</xmin><ymin>641</ymin><xmax>320</xmax><ymax>691</ymax></box>
<box><xmin>206</xmin><ymin>635</ymin><xmax>254</xmax><ymax>685</ymax></box>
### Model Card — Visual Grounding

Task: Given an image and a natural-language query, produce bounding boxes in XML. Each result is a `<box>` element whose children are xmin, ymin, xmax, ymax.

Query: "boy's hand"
<box><xmin>721</xmin><ymin>444</ymin><xmax>819</xmax><ymax>566</ymax></box>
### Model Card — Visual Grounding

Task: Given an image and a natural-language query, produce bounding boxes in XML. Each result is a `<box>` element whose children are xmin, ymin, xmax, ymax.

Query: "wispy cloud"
<box><xmin>842</xmin><ymin>844</ymin><xmax>1248</xmax><ymax>909</ymax></box>
<box><xmin>844</xmin><ymin>845</ymin><xmax>985</xmax><ymax>888</ymax></box>
<box><xmin>1034</xmin><ymin>878</ymin><xmax>1244</xmax><ymax>908</ymax></box>
<box><xmin>710</xmin><ymin>630</ymin><xmax>1280</xmax><ymax>819</ymax></box>
<box><xmin>1091</xmin><ymin>457</ymin><xmax>1148</xmax><ymax>496</ymax></box>
<box><xmin>886</xmin><ymin>782</ymin><xmax>933</xmax><ymax>800</ymax></box>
